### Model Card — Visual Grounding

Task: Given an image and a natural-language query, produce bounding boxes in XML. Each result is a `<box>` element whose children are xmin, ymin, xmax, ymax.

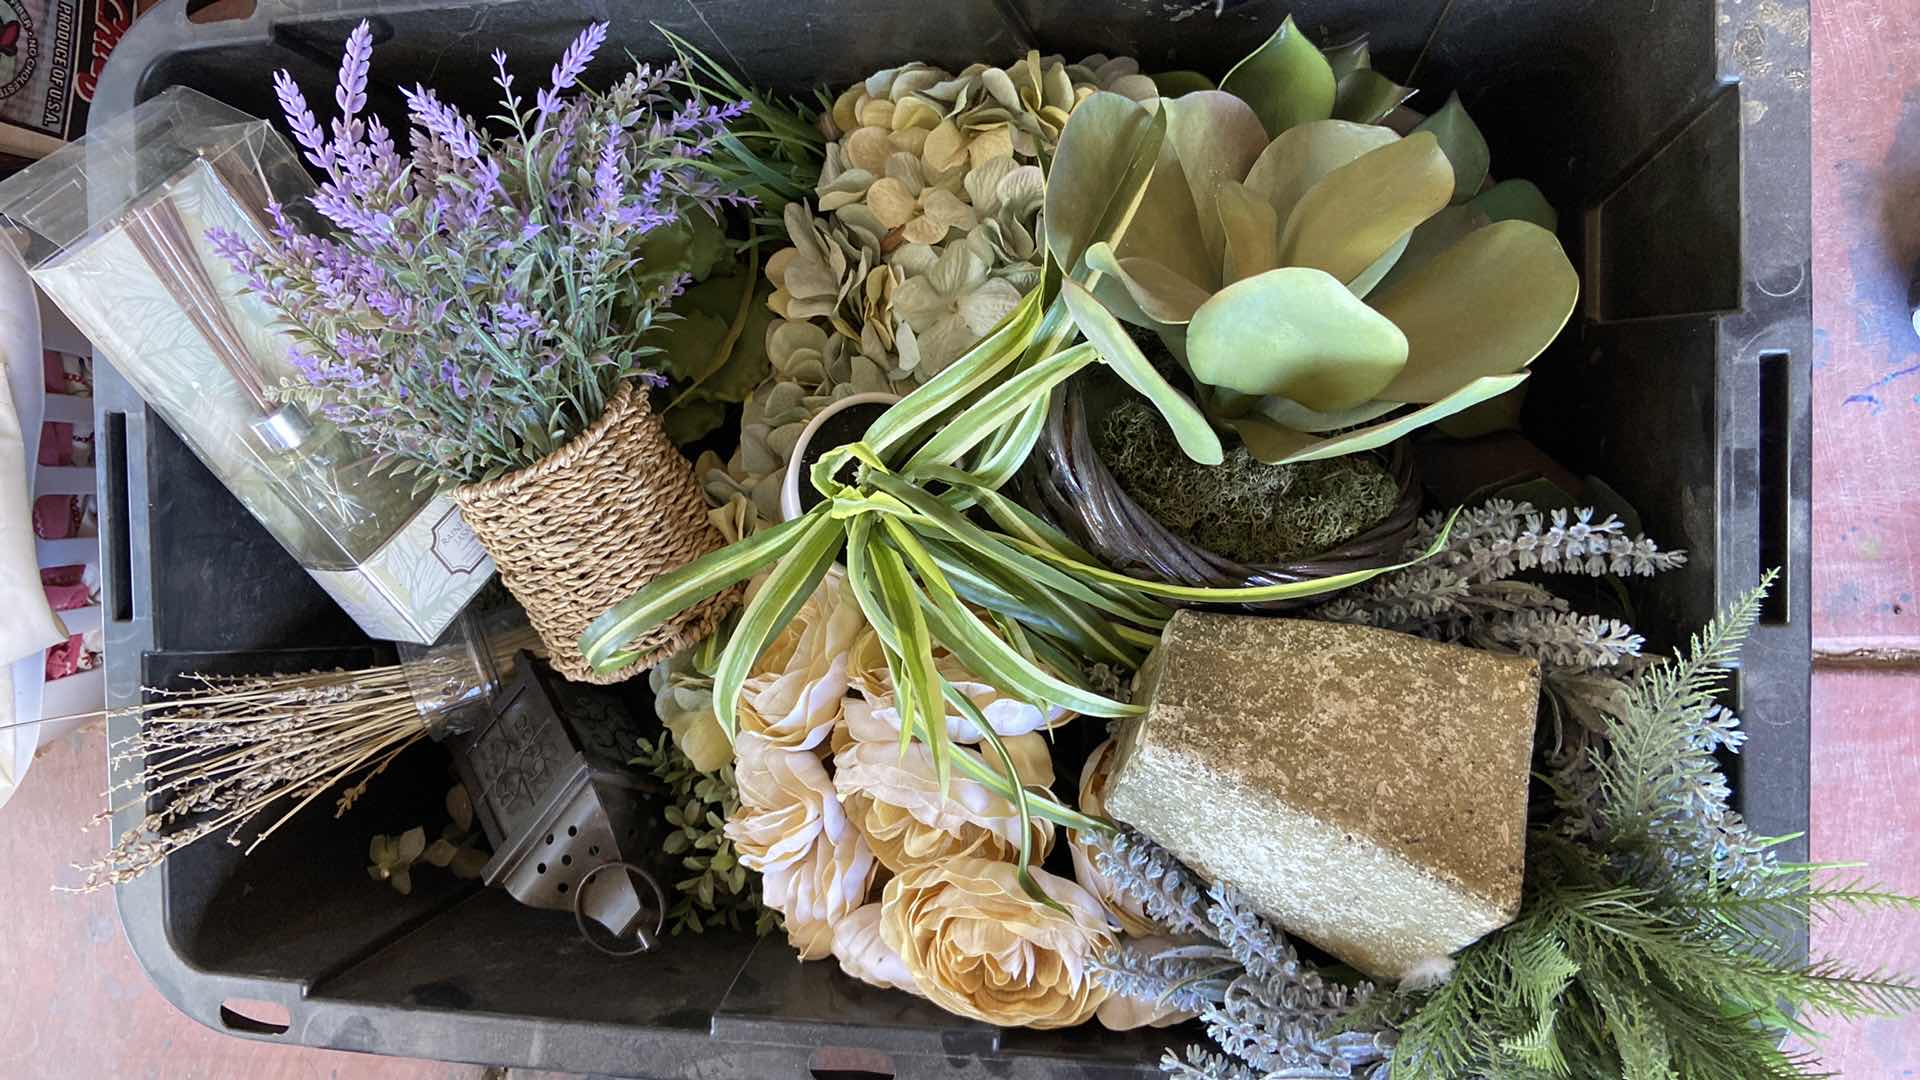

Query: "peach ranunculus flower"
<box><xmin>1068</xmin><ymin>737</ymin><xmax>1166</xmax><ymax>938</ymax></box>
<box><xmin>847</xmin><ymin>628</ymin><xmax>1068</xmax><ymax>742</ymax></box>
<box><xmin>880</xmin><ymin>855</ymin><xmax>1115</xmax><ymax>1028</ymax></box>
<box><xmin>830</xmin><ymin>902</ymin><xmax>917</xmax><ymax>993</ymax></box>
<box><xmin>736</xmin><ymin>571</ymin><xmax>867</xmax><ymax>752</ymax></box>
<box><xmin>725</xmin><ymin>735</ymin><xmax>877</xmax><ymax>960</ymax></box>
<box><xmin>833</xmin><ymin>725</ymin><xmax>1055</xmax><ymax>874</ymax></box>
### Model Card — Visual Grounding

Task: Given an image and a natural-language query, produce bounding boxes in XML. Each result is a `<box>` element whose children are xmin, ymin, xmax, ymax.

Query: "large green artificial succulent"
<box><xmin>1052</xmin><ymin>18</ymin><xmax>1580</xmax><ymax>464</ymax></box>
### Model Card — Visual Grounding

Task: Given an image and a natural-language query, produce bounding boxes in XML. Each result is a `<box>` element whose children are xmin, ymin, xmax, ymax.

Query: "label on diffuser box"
<box><xmin>308</xmin><ymin>495</ymin><xmax>496</xmax><ymax>644</ymax></box>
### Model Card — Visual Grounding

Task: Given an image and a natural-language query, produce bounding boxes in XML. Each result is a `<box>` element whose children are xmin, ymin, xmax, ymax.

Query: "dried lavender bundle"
<box><xmin>78</xmin><ymin>664</ymin><xmax>447</xmax><ymax>891</ymax></box>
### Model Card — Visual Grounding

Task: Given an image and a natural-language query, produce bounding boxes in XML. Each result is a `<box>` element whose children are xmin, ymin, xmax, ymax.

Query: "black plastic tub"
<box><xmin>91</xmin><ymin>2</ymin><xmax>1811</xmax><ymax>1076</ymax></box>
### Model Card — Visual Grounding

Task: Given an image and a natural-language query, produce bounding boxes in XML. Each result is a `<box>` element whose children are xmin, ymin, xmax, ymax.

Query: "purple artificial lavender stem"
<box><xmin>592</xmin><ymin>119</ymin><xmax>624</xmax><ymax>213</ymax></box>
<box><xmin>536</xmin><ymin>21</ymin><xmax>609</xmax><ymax>116</ymax></box>
<box><xmin>335</xmin><ymin>19</ymin><xmax>373</xmax><ymax>117</ymax></box>
<box><xmin>273</xmin><ymin>70</ymin><xmax>332</xmax><ymax>170</ymax></box>
<box><xmin>402</xmin><ymin>84</ymin><xmax>483</xmax><ymax>160</ymax></box>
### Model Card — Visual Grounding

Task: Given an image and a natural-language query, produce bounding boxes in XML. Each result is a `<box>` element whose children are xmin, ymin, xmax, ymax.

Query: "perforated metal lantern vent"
<box><xmin>449</xmin><ymin>653</ymin><xmax>664</xmax><ymax>949</ymax></box>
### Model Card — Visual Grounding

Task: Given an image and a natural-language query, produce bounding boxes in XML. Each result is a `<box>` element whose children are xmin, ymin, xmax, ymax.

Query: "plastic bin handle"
<box><xmin>102</xmin><ymin>410</ymin><xmax>133</xmax><ymax>623</ymax></box>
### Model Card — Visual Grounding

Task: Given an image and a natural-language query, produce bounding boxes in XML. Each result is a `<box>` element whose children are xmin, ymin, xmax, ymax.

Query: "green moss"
<box><xmin>1097</xmin><ymin>401</ymin><xmax>1399</xmax><ymax>564</ymax></box>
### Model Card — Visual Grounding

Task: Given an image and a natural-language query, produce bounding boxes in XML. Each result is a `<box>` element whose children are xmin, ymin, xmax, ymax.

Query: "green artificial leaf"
<box><xmin>1151</xmin><ymin>70</ymin><xmax>1215</xmax><ymax>97</ymax></box>
<box><xmin>865</xmin><ymin>284</ymin><xmax>1044</xmax><ymax>458</ymax></box>
<box><xmin>1321</xmin><ymin>34</ymin><xmax>1372</xmax><ymax>82</ymax></box>
<box><xmin>1278</xmin><ymin>132</ymin><xmax>1454</xmax><ymax>285</ymax></box>
<box><xmin>636</xmin><ymin>213</ymin><xmax>731</xmax><ymax>284</ymax></box>
<box><xmin>1433</xmin><ymin>381</ymin><xmax>1529</xmax><ymax>438</ymax></box>
<box><xmin>1370</xmin><ymin>220</ymin><xmax>1580</xmax><ymax>403</ymax></box>
<box><xmin>1414</xmin><ymin>92</ymin><xmax>1491</xmax><ymax>204</ymax></box>
<box><xmin>711</xmin><ymin>514</ymin><xmax>845</xmax><ymax>736</ymax></box>
<box><xmin>1044</xmin><ymin>92</ymin><xmax>1169</xmax><ymax>276</ymax></box>
<box><xmin>1345</xmin><ymin>229</ymin><xmax>1412</xmax><ymax>300</ymax></box>
<box><xmin>1225</xmin><ymin>372</ymin><xmax>1530</xmax><ymax>464</ymax></box>
<box><xmin>1475</xmin><ymin>178</ymin><xmax>1560</xmax><ymax>232</ymax></box>
<box><xmin>1242</xmin><ymin>119</ymin><xmax>1400</xmax><ymax>240</ymax></box>
<box><xmin>870</xmin><ymin>527</ymin><xmax>951</xmax><ymax>792</ymax></box>
<box><xmin>1217</xmin><ymin>388</ymin><xmax>1402</xmax><ymax>433</ymax></box>
<box><xmin>1333</xmin><ymin>69</ymin><xmax>1414</xmax><ymax>125</ymax></box>
<box><xmin>1086</xmin><ymin>242</ymin><xmax>1212</xmax><ymax>324</ymax></box>
<box><xmin>1219</xmin><ymin>15</ymin><xmax>1338</xmax><ymax>138</ymax></box>
<box><xmin>1369</xmin><ymin>202</ymin><xmax>1490</xmax><ymax>295</ymax></box>
<box><xmin>1162</xmin><ymin>91</ymin><xmax>1271</xmax><ymax>274</ymax></box>
<box><xmin>1217</xmin><ymin>180</ymin><xmax>1281</xmax><ymax>285</ymax></box>
<box><xmin>647</xmin><ymin>311</ymin><xmax>734</xmax><ymax>385</ymax></box>
<box><xmin>581</xmin><ymin>509</ymin><xmax>822</xmax><ymax>672</ymax></box>
<box><xmin>664</xmin><ymin>398</ymin><xmax>727</xmax><ymax>445</ymax></box>
<box><xmin>906</xmin><ymin>342</ymin><xmax>1098</xmax><ymax>471</ymax></box>
<box><xmin>1059</xmin><ymin>277</ymin><xmax>1224</xmax><ymax>464</ymax></box>
<box><xmin>1186</xmin><ymin>266</ymin><xmax>1408</xmax><ymax>409</ymax></box>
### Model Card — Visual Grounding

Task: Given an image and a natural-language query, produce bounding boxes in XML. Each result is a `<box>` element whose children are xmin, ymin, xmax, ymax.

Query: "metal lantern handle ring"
<box><xmin>572</xmin><ymin>860</ymin><xmax>667</xmax><ymax>958</ymax></box>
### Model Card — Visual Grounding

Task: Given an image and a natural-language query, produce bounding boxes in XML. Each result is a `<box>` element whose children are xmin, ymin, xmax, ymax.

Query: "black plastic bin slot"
<box><xmin>94</xmin><ymin>2</ymin><xmax>1811</xmax><ymax>1076</ymax></box>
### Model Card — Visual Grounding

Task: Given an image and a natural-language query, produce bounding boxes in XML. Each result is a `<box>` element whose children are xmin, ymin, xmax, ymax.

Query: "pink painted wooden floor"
<box><xmin>1</xmin><ymin>1</ymin><xmax>1916</xmax><ymax>1076</ymax></box>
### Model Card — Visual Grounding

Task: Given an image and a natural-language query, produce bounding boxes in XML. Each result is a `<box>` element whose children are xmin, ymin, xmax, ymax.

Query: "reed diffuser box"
<box><xmin>0</xmin><ymin>88</ymin><xmax>494</xmax><ymax>644</ymax></box>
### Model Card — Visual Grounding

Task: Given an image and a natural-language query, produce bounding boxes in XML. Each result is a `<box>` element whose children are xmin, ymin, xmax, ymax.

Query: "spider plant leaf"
<box><xmin>1414</xmin><ymin>92</ymin><xmax>1490</xmax><ymax>204</ymax></box>
<box><xmin>1044</xmin><ymin>92</ymin><xmax>1169</xmax><ymax>276</ymax></box>
<box><xmin>912</xmin><ymin>573</ymin><xmax>1142</xmax><ymax>719</ymax></box>
<box><xmin>1333</xmin><ymin>68</ymin><xmax>1415</xmax><ymax>125</ymax></box>
<box><xmin>866</xmin><ymin>471</ymin><xmax>1164</xmax><ymax>630</ymax></box>
<box><xmin>865</xmin><ymin>284</ymin><xmax>1044</xmax><ymax>456</ymax></box>
<box><xmin>1370</xmin><ymin>220</ymin><xmax>1580</xmax><ymax>403</ymax></box>
<box><xmin>1321</xmin><ymin>34</ymin><xmax>1371</xmax><ymax>81</ymax></box>
<box><xmin>869</xmin><ymin>530</ymin><xmax>950</xmax><ymax>792</ymax></box>
<box><xmin>1278</xmin><ymin>132</ymin><xmax>1455</xmax><ymax>286</ymax></box>
<box><xmin>1242</xmin><ymin>119</ymin><xmax>1400</xmax><ymax>237</ymax></box>
<box><xmin>1475</xmin><ymin>178</ymin><xmax>1559</xmax><ymax>232</ymax></box>
<box><xmin>1059</xmin><ymin>277</ymin><xmax>1223</xmax><ymax>464</ymax></box>
<box><xmin>1219</xmin><ymin>15</ymin><xmax>1337</xmax><ymax>138</ymax></box>
<box><xmin>1086</xmin><ymin>242</ymin><xmax>1211</xmax><ymax>325</ymax></box>
<box><xmin>1224</xmin><ymin>373</ymin><xmax>1531</xmax><ymax>464</ymax></box>
<box><xmin>1186</xmin><ymin>266</ymin><xmax>1408</xmax><ymax>410</ymax></box>
<box><xmin>581</xmin><ymin>508</ymin><xmax>823</xmax><ymax>672</ymax></box>
<box><xmin>958</xmin><ymin>689</ymin><xmax>1068</xmax><ymax>914</ymax></box>
<box><xmin>1003</xmin><ymin>507</ymin><xmax>1460</xmax><ymax>603</ymax></box>
<box><xmin>920</xmin><ymin>535</ymin><xmax>1145</xmax><ymax>667</ymax></box>
<box><xmin>1162</xmin><ymin>91</ymin><xmax>1270</xmax><ymax>273</ymax></box>
<box><xmin>964</xmin><ymin>395</ymin><xmax>1051</xmax><ymax>494</ymax></box>
<box><xmin>905</xmin><ymin>342</ymin><xmax>1099</xmax><ymax>471</ymax></box>
<box><xmin>710</xmin><ymin>515</ymin><xmax>846</xmax><ymax>736</ymax></box>
<box><xmin>843</xmin><ymin>516</ymin><xmax>898</xmax><ymax>648</ymax></box>
<box><xmin>1151</xmin><ymin>70</ymin><xmax>1215</xmax><ymax>97</ymax></box>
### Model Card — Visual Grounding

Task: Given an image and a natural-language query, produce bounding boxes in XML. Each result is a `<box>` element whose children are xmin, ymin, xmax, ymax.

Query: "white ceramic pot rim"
<box><xmin>779</xmin><ymin>391</ymin><xmax>903</xmax><ymax>523</ymax></box>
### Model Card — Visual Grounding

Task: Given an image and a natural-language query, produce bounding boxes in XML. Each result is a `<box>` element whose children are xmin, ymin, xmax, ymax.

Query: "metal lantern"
<box><xmin>449</xmin><ymin>651</ymin><xmax>668</xmax><ymax>954</ymax></box>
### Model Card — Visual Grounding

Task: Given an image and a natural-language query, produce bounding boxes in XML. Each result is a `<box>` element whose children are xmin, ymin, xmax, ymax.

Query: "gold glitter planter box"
<box><xmin>1104</xmin><ymin>611</ymin><xmax>1540</xmax><ymax>980</ymax></box>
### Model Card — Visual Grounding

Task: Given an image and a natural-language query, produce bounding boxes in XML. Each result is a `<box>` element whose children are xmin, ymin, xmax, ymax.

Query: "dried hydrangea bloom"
<box><xmin>1069</xmin><ymin>738</ymin><xmax>1166</xmax><ymax>938</ymax></box>
<box><xmin>725</xmin><ymin>734</ymin><xmax>876</xmax><ymax>960</ymax></box>
<box><xmin>880</xmin><ymin>855</ymin><xmax>1115</xmax><ymax>1028</ymax></box>
<box><xmin>865</xmin><ymin>153</ymin><xmax>978</xmax><ymax>248</ymax></box>
<box><xmin>831</xmin><ymin>902</ymin><xmax>917</xmax><ymax>993</ymax></box>
<box><xmin>890</xmin><ymin>235</ymin><xmax>1023</xmax><ymax>376</ymax></box>
<box><xmin>833</xmin><ymin>731</ymin><xmax>1054</xmax><ymax>874</ymax></box>
<box><xmin>648</xmin><ymin>648</ymin><xmax>732</xmax><ymax>773</ymax></box>
<box><xmin>736</xmin><ymin>572</ymin><xmax>866</xmax><ymax>752</ymax></box>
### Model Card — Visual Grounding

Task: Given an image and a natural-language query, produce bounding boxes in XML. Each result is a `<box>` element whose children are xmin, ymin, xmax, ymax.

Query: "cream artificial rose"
<box><xmin>848</xmin><ymin>628</ymin><xmax>1067</xmax><ymax>743</ymax></box>
<box><xmin>880</xmin><ymin>856</ymin><xmax>1115</xmax><ymax>1028</ymax></box>
<box><xmin>833</xmin><ymin>733</ymin><xmax>1055</xmax><ymax>873</ymax></box>
<box><xmin>725</xmin><ymin>735</ymin><xmax>877</xmax><ymax>960</ymax></box>
<box><xmin>737</xmin><ymin>572</ymin><xmax>866</xmax><ymax>752</ymax></box>
<box><xmin>1068</xmin><ymin>738</ymin><xmax>1165</xmax><ymax>938</ymax></box>
<box><xmin>831</xmin><ymin>902</ymin><xmax>917</xmax><ymax>993</ymax></box>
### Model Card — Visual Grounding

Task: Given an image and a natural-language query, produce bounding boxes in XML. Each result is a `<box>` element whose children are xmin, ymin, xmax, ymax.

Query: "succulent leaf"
<box><xmin>1370</xmin><ymin>220</ymin><xmax>1580</xmax><ymax>403</ymax></box>
<box><xmin>1162</xmin><ymin>91</ymin><xmax>1270</xmax><ymax>272</ymax></box>
<box><xmin>1059</xmin><ymin>277</ymin><xmax>1223</xmax><ymax>464</ymax></box>
<box><xmin>1321</xmin><ymin>34</ymin><xmax>1372</xmax><ymax>82</ymax></box>
<box><xmin>1086</xmin><ymin>242</ymin><xmax>1211</xmax><ymax>325</ymax></box>
<box><xmin>1185</xmin><ymin>266</ymin><xmax>1407</xmax><ymax>408</ymax></box>
<box><xmin>1149</xmin><ymin>70</ymin><xmax>1215</xmax><ymax>97</ymax></box>
<box><xmin>1333</xmin><ymin>68</ymin><xmax>1416</xmax><ymax>125</ymax></box>
<box><xmin>1276</xmin><ymin>131</ymin><xmax>1454</xmax><ymax>286</ymax></box>
<box><xmin>1414</xmin><ymin>91</ymin><xmax>1491</xmax><ymax>204</ymax></box>
<box><xmin>1227</xmin><ymin>373</ymin><xmax>1531</xmax><ymax>464</ymax></box>
<box><xmin>1474</xmin><ymin>178</ymin><xmax>1560</xmax><ymax>232</ymax></box>
<box><xmin>1043</xmin><ymin>92</ymin><xmax>1169</xmax><ymax>275</ymax></box>
<box><xmin>1219</xmin><ymin>15</ymin><xmax>1338</xmax><ymax>138</ymax></box>
<box><xmin>1216</xmin><ymin>180</ymin><xmax>1280</xmax><ymax>286</ymax></box>
<box><xmin>1241</xmin><ymin>119</ymin><xmax>1400</xmax><ymax>235</ymax></box>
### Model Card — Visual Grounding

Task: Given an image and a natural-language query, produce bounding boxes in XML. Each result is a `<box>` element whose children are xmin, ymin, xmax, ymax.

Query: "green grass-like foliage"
<box><xmin>1389</xmin><ymin>574</ymin><xmax>1920</xmax><ymax>1079</ymax></box>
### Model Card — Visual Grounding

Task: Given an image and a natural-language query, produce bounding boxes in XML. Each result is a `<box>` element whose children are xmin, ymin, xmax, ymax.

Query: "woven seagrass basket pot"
<box><xmin>453</xmin><ymin>382</ymin><xmax>738</xmax><ymax>684</ymax></box>
<box><xmin>1023</xmin><ymin>373</ymin><xmax>1424</xmax><ymax>612</ymax></box>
